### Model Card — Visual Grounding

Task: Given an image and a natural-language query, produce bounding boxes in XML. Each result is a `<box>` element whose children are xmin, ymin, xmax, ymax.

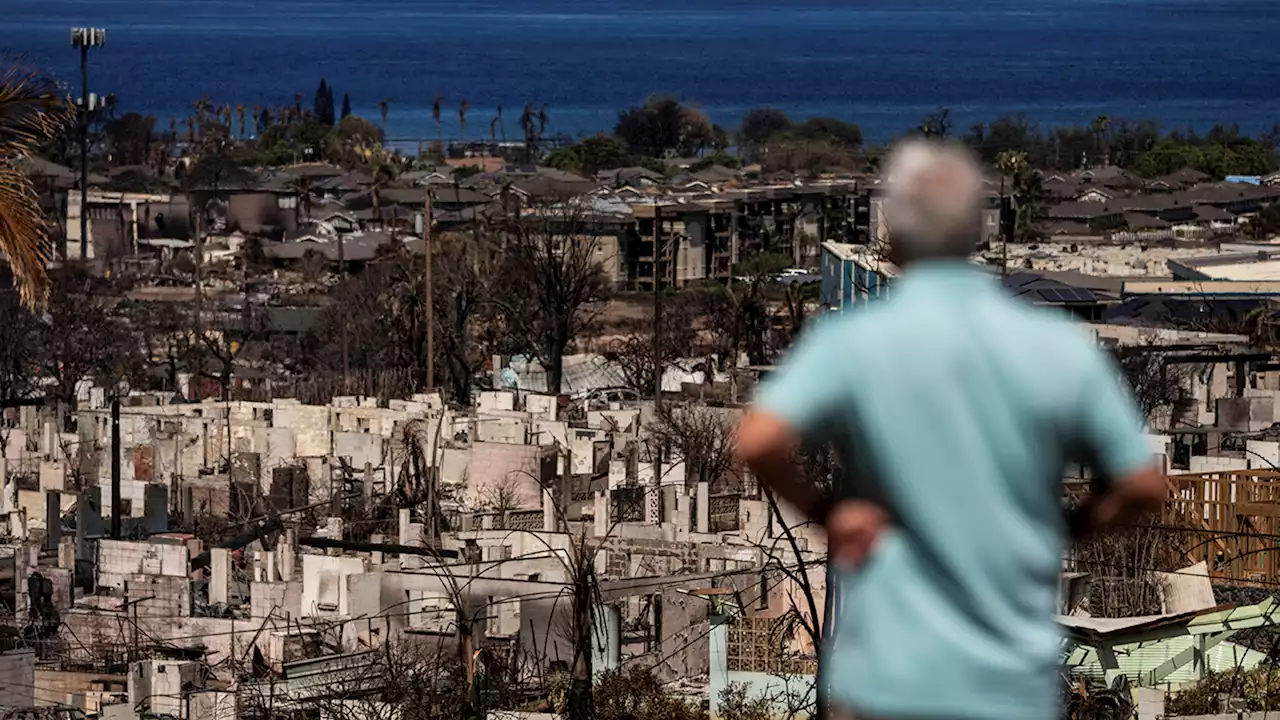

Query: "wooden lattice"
<box><xmin>725</xmin><ymin>617</ymin><xmax>817</xmax><ymax>676</ymax></box>
<box><xmin>1163</xmin><ymin>470</ymin><xmax>1280</xmax><ymax>585</ymax></box>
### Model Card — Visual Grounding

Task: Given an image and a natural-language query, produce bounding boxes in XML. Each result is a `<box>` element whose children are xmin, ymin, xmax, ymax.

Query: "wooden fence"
<box><xmin>1163</xmin><ymin>470</ymin><xmax>1280</xmax><ymax>585</ymax></box>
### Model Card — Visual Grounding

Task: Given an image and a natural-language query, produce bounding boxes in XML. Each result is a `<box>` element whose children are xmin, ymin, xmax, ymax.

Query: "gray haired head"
<box><xmin>881</xmin><ymin>139</ymin><xmax>984</xmax><ymax>264</ymax></box>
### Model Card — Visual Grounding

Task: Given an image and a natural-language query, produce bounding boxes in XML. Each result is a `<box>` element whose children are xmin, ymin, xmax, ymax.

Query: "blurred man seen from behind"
<box><xmin>734</xmin><ymin>140</ymin><xmax>1167</xmax><ymax>720</ymax></box>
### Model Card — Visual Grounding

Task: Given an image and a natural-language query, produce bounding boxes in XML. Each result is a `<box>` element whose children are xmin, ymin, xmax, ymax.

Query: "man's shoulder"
<box><xmin>984</xmin><ymin>295</ymin><xmax>1104</xmax><ymax>363</ymax></box>
<box><xmin>800</xmin><ymin>304</ymin><xmax>902</xmax><ymax>350</ymax></box>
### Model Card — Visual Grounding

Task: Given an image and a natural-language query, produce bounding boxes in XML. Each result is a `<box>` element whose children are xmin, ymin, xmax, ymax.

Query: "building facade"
<box><xmin>819</xmin><ymin>241</ymin><xmax>896</xmax><ymax>313</ymax></box>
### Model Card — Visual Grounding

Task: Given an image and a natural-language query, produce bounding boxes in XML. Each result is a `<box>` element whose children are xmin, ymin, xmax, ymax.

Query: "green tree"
<box><xmin>635</xmin><ymin>155</ymin><xmax>667</xmax><ymax>174</ymax></box>
<box><xmin>340</xmin><ymin>93</ymin><xmax>351</xmax><ymax>120</ymax></box>
<box><xmin>313</xmin><ymin>78</ymin><xmax>335</xmax><ymax>126</ymax></box>
<box><xmin>1246</xmin><ymin>203</ymin><xmax>1280</xmax><ymax>240</ymax></box>
<box><xmin>103</xmin><ymin>112</ymin><xmax>156</xmax><ymax>166</ymax></box>
<box><xmin>1132</xmin><ymin>139</ymin><xmax>1202</xmax><ymax>178</ymax></box>
<box><xmin>578</xmin><ymin>135</ymin><xmax>633</xmax><ymax>176</ymax></box>
<box><xmin>250</xmin><ymin>117</ymin><xmax>335</xmax><ymax>166</ymax></box>
<box><xmin>787</xmin><ymin>116</ymin><xmax>863</xmax><ymax>148</ymax></box>
<box><xmin>689</xmin><ymin>152</ymin><xmax>741</xmax><ymax>172</ymax></box>
<box><xmin>615</xmin><ymin>95</ymin><xmax>714</xmax><ymax>157</ymax></box>
<box><xmin>1091</xmin><ymin>114</ymin><xmax>1111</xmax><ymax>165</ymax></box>
<box><xmin>740</xmin><ymin>107</ymin><xmax>792</xmax><ymax>145</ymax></box>
<box><xmin>544</xmin><ymin>145</ymin><xmax>582</xmax><ymax>174</ymax></box>
<box><xmin>996</xmin><ymin>150</ymin><xmax>1043</xmax><ymax>244</ymax></box>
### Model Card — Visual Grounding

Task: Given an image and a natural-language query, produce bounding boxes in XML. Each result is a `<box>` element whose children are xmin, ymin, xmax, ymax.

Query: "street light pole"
<box><xmin>71</xmin><ymin>27</ymin><xmax>106</xmax><ymax>261</ymax></box>
<box><xmin>424</xmin><ymin>190</ymin><xmax>434</xmax><ymax>390</ymax></box>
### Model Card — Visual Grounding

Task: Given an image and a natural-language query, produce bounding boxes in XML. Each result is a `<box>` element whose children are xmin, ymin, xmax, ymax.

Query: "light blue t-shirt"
<box><xmin>756</xmin><ymin>261</ymin><xmax>1153</xmax><ymax>720</ymax></box>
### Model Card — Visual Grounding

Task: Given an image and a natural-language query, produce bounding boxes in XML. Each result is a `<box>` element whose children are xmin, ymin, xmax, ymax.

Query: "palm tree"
<box><xmin>519</xmin><ymin>104</ymin><xmax>536</xmax><ymax>161</ymax></box>
<box><xmin>1091</xmin><ymin>115</ymin><xmax>1111</xmax><ymax>167</ymax></box>
<box><xmin>995</xmin><ymin>150</ymin><xmax>1042</xmax><ymax>245</ymax></box>
<box><xmin>379</xmin><ymin>98</ymin><xmax>391</xmax><ymax>137</ymax></box>
<box><xmin>995</xmin><ymin>149</ymin><xmax>1028</xmax><ymax>185</ymax></box>
<box><xmin>365</xmin><ymin>146</ymin><xmax>399</xmax><ymax>227</ymax></box>
<box><xmin>537</xmin><ymin>103</ymin><xmax>549</xmax><ymax>139</ymax></box>
<box><xmin>458</xmin><ymin>98</ymin><xmax>469</xmax><ymax>138</ymax></box>
<box><xmin>432</xmin><ymin>95</ymin><xmax>443</xmax><ymax>144</ymax></box>
<box><xmin>235</xmin><ymin>104</ymin><xmax>246</xmax><ymax>138</ymax></box>
<box><xmin>495</xmin><ymin>104</ymin><xmax>506</xmax><ymax>142</ymax></box>
<box><xmin>0</xmin><ymin>61</ymin><xmax>73</xmax><ymax>306</ymax></box>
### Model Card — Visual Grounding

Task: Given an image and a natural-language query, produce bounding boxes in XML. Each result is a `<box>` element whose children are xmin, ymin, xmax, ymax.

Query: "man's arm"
<box><xmin>1068</xmin><ymin>466</ymin><xmax>1167</xmax><ymax>541</ymax></box>
<box><xmin>734</xmin><ymin>321</ymin><xmax>889</xmax><ymax>566</ymax></box>
<box><xmin>734</xmin><ymin>323</ymin><xmax>842</xmax><ymax>523</ymax></box>
<box><xmin>1069</xmin><ymin>348</ymin><xmax>1168</xmax><ymax>541</ymax></box>
<box><xmin>737</xmin><ymin>412</ymin><xmax>888</xmax><ymax>566</ymax></box>
<box><xmin>735</xmin><ymin>411</ymin><xmax>830</xmax><ymax>524</ymax></box>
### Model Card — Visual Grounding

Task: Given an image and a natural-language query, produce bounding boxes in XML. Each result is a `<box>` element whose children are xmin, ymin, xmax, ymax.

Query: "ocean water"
<box><xmin>6</xmin><ymin>0</ymin><xmax>1280</xmax><ymax>144</ymax></box>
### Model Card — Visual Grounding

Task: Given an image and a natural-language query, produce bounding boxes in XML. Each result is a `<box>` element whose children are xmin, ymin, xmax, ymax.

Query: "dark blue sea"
<box><xmin>7</xmin><ymin>0</ymin><xmax>1280</xmax><ymax>144</ymax></box>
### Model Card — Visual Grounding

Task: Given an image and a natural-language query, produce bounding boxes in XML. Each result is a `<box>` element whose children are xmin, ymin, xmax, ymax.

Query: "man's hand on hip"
<box><xmin>826</xmin><ymin>500</ymin><xmax>889</xmax><ymax>569</ymax></box>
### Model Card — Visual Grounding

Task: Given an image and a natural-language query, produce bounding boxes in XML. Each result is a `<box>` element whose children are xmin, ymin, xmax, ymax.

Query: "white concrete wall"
<box><xmin>459</xmin><ymin>443</ymin><xmax>548</xmax><ymax>511</ymax></box>
<box><xmin>300</xmin><ymin>554</ymin><xmax>367</xmax><ymax>616</ymax></box>
<box><xmin>272</xmin><ymin>403</ymin><xmax>331</xmax><ymax>457</ymax></box>
<box><xmin>97</xmin><ymin>540</ymin><xmax>189</xmax><ymax>590</ymax></box>
<box><xmin>1189</xmin><ymin>455</ymin><xmax>1248</xmax><ymax>474</ymax></box>
<box><xmin>477</xmin><ymin>392</ymin><xmax>516</xmax><ymax>413</ymax></box>
<box><xmin>639</xmin><ymin>460</ymin><xmax>687</xmax><ymax>487</ymax></box>
<box><xmin>1248</xmin><ymin>440</ymin><xmax>1280</xmax><ymax>471</ymax></box>
<box><xmin>525</xmin><ymin>394</ymin><xmax>558</xmax><ymax>421</ymax></box>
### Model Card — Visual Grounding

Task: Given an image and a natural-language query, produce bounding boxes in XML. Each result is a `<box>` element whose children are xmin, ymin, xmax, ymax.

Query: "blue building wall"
<box><xmin>819</xmin><ymin>243</ymin><xmax>892</xmax><ymax>314</ymax></box>
<box><xmin>820</xmin><ymin>246</ymin><xmax>842</xmax><ymax>310</ymax></box>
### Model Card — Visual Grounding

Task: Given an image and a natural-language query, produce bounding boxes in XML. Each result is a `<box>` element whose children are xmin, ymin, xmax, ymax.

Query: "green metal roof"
<box><xmin>1061</xmin><ymin>599</ymin><xmax>1280</xmax><ymax>689</ymax></box>
<box><xmin>1065</xmin><ymin>639</ymin><xmax>1267</xmax><ymax>689</ymax></box>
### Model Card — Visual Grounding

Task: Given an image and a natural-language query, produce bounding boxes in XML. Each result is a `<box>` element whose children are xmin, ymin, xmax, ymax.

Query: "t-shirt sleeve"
<box><xmin>1074</xmin><ymin>345</ymin><xmax>1155</xmax><ymax>486</ymax></box>
<box><xmin>753</xmin><ymin>321</ymin><xmax>842</xmax><ymax>441</ymax></box>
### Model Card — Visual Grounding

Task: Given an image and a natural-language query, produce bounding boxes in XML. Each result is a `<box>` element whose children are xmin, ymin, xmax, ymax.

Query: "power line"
<box><xmin>1068</xmin><ymin>555</ymin><xmax>1280</xmax><ymax>589</ymax></box>
<box><xmin>647</xmin><ymin>566</ymin><xmax>800</xmax><ymax>680</ymax></box>
<box><xmin>53</xmin><ymin>552</ymin><xmax>795</xmax><ymax>657</ymax></box>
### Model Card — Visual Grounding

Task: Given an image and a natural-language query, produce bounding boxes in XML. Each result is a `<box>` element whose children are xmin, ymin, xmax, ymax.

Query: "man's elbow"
<box><xmin>1123</xmin><ymin>467</ymin><xmax>1169</xmax><ymax>514</ymax></box>
<box><xmin>733</xmin><ymin>412</ymin><xmax>796</xmax><ymax>469</ymax></box>
<box><xmin>733</xmin><ymin>434</ymin><xmax>773</xmax><ymax>470</ymax></box>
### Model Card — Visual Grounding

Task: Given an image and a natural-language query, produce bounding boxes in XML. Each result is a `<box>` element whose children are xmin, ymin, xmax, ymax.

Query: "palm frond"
<box><xmin>0</xmin><ymin>60</ymin><xmax>73</xmax><ymax>307</ymax></box>
<box><xmin>0</xmin><ymin>166</ymin><xmax>51</xmax><ymax>304</ymax></box>
<box><xmin>0</xmin><ymin>61</ymin><xmax>72</xmax><ymax>157</ymax></box>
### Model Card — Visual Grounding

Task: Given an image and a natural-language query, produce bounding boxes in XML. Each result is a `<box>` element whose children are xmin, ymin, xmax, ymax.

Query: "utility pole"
<box><xmin>424</xmin><ymin>190</ymin><xmax>435</xmax><ymax>390</ymax></box>
<box><xmin>1000</xmin><ymin>176</ymin><xmax>1012</xmax><ymax>278</ymax></box>
<box><xmin>651</xmin><ymin>205</ymin><xmax>663</xmax><ymax>411</ymax></box>
<box><xmin>339</xmin><ymin>221</ymin><xmax>348</xmax><ymax>387</ymax></box>
<box><xmin>193</xmin><ymin>212</ymin><xmax>204</xmax><ymax>398</ymax></box>
<box><xmin>71</xmin><ymin>28</ymin><xmax>106</xmax><ymax>261</ymax></box>
<box><xmin>110</xmin><ymin>396</ymin><xmax>121</xmax><ymax>539</ymax></box>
